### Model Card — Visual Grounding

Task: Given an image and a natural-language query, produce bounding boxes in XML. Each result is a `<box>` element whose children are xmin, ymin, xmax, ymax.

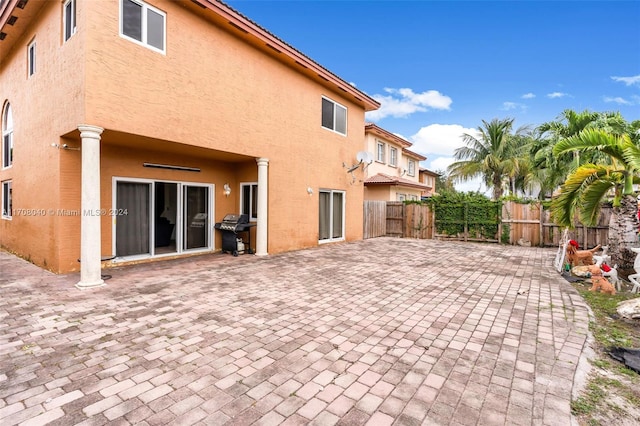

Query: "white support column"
<box><xmin>255</xmin><ymin>157</ymin><xmax>269</xmax><ymax>256</ymax></box>
<box><xmin>76</xmin><ymin>124</ymin><xmax>105</xmax><ymax>289</ymax></box>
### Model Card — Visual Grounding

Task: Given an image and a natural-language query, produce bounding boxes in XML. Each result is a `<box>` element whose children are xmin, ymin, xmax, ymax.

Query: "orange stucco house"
<box><xmin>363</xmin><ymin>123</ymin><xmax>430</xmax><ymax>202</ymax></box>
<box><xmin>0</xmin><ymin>0</ymin><xmax>379</xmax><ymax>287</ymax></box>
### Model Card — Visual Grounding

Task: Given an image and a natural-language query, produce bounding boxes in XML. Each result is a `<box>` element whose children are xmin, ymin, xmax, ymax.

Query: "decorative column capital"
<box><xmin>256</xmin><ymin>157</ymin><xmax>269</xmax><ymax>167</ymax></box>
<box><xmin>78</xmin><ymin>124</ymin><xmax>104</xmax><ymax>140</ymax></box>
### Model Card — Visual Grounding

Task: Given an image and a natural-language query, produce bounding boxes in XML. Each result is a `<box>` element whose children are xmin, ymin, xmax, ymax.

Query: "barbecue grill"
<box><xmin>214</xmin><ymin>214</ymin><xmax>255</xmax><ymax>256</ymax></box>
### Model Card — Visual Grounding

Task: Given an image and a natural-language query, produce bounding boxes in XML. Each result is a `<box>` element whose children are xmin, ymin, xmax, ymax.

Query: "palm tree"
<box><xmin>551</xmin><ymin>127</ymin><xmax>640</xmax><ymax>272</ymax></box>
<box><xmin>448</xmin><ymin>118</ymin><xmax>525</xmax><ymax>200</ymax></box>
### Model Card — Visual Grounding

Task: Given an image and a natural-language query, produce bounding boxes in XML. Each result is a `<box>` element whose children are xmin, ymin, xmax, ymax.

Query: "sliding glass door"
<box><xmin>116</xmin><ymin>182</ymin><xmax>151</xmax><ymax>257</ymax></box>
<box><xmin>319</xmin><ymin>189</ymin><xmax>345</xmax><ymax>242</ymax></box>
<box><xmin>184</xmin><ymin>185</ymin><xmax>209</xmax><ymax>250</ymax></box>
<box><xmin>114</xmin><ymin>179</ymin><xmax>212</xmax><ymax>259</ymax></box>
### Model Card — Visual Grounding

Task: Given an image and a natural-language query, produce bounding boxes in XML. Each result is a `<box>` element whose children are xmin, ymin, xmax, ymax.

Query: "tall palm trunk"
<box><xmin>608</xmin><ymin>194</ymin><xmax>639</xmax><ymax>277</ymax></box>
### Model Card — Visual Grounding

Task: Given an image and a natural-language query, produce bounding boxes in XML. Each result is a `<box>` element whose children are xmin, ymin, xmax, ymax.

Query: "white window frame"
<box><xmin>119</xmin><ymin>0</ymin><xmax>166</xmax><ymax>54</ymax></box>
<box><xmin>2</xmin><ymin>102</ymin><xmax>12</xmax><ymax>169</ymax></box>
<box><xmin>376</xmin><ymin>141</ymin><xmax>386</xmax><ymax>163</ymax></box>
<box><xmin>319</xmin><ymin>189</ymin><xmax>345</xmax><ymax>243</ymax></box>
<box><xmin>397</xmin><ymin>193</ymin><xmax>406</xmax><ymax>202</ymax></box>
<box><xmin>408</xmin><ymin>160</ymin><xmax>415</xmax><ymax>177</ymax></box>
<box><xmin>63</xmin><ymin>0</ymin><xmax>76</xmax><ymax>42</ymax></box>
<box><xmin>321</xmin><ymin>96</ymin><xmax>347</xmax><ymax>136</ymax></box>
<box><xmin>27</xmin><ymin>40</ymin><xmax>36</xmax><ymax>77</ymax></box>
<box><xmin>389</xmin><ymin>147</ymin><xmax>397</xmax><ymax>167</ymax></box>
<box><xmin>240</xmin><ymin>182</ymin><xmax>258</xmax><ymax>222</ymax></box>
<box><xmin>2</xmin><ymin>180</ymin><xmax>12</xmax><ymax>219</ymax></box>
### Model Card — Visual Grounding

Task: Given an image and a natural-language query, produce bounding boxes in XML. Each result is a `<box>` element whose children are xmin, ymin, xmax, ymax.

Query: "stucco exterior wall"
<box><xmin>79</xmin><ymin>0</ymin><xmax>366</xmax><ymax>259</ymax></box>
<box><xmin>0</xmin><ymin>1</ymin><xmax>86</xmax><ymax>272</ymax></box>
<box><xmin>2</xmin><ymin>0</ymin><xmax>369</xmax><ymax>272</ymax></box>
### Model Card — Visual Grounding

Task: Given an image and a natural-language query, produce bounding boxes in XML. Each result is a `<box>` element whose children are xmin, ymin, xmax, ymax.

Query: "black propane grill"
<box><xmin>214</xmin><ymin>214</ymin><xmax>255</xmax><ymax>256</ymax></box>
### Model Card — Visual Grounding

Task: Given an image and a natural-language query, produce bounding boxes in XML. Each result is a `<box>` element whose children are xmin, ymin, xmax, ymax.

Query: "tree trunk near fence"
<box><xmin>607</xmin><ymin>195</ymin><xmax>640</xmax><ymax>278</ymax></box>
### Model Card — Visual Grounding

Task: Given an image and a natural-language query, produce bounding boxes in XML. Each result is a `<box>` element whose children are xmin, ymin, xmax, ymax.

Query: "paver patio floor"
<box><xmin>0</xmin><ymin>238</ymin><xmax>591</xmax><ymax>425</ymax></box>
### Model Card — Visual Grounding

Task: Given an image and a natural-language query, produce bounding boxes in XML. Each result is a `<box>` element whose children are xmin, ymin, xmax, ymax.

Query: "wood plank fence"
<box><xmin>364</xmin><ymin>200</ymin><xmax>612</xmax><ymax>247</ymax></box>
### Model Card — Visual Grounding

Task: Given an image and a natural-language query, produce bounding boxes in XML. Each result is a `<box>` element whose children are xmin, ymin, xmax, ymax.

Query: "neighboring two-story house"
<box><xmin>0</xmin><ymin>0</ymin><xmax>379</xmax><ymax>287</ymax></box>
<box><xmin>419</xmin><ymin>167</ymin><xmax>439</xmax><ymax>198</ymax></box>
<box><xmin>363</xmin><ymin>123</ymin><xmax>431</xmax><ymax>202</ymax></box>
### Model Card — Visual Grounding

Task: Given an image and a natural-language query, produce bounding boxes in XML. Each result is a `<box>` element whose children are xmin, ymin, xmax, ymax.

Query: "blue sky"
<box><xmin>227</xmin><ymin>0</ymin><xmax>640</xmax><ymax>192</ymax></box>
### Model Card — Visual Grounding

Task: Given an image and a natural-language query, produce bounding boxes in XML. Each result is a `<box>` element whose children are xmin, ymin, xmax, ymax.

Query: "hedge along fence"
<box><xmin>432</xmin><ymin>200</ymin><xmax>502</xmax><ymax>242</ymax></box>
<box><xmin>365</xmin><ymin>199</ymin><xmax>611</xmax><ymax>247</ymax></box>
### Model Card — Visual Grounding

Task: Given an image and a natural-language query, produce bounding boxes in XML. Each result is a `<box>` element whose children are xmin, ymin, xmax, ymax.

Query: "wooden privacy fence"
<box><xmin>364</xmin><ymin>200</ymin><xmax>611</xmax><ymax>247</ymax></box>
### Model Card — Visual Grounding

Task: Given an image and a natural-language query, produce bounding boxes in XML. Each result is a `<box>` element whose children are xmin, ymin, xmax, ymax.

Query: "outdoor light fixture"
<box><xmin>51</xmin><ymin>143</ymin><xmax>80</xmax><ymax>151</ymax></box>
<box><xmin>307</xmin><ymin>186</ymin><xmax>313</xmax><ymax>196</ymax></box>
<box><xmin>223</xmin><ymin>183</ymin><xmax>231</xmax><ymax>197</ymax></box>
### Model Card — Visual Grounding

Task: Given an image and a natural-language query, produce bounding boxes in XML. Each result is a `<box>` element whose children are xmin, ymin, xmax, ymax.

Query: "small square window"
<box><xmin>408</xmin><ymin>160</ymin><xmax>415</xmax><ymax>177</ymax></box>
<box><xmin>389</xmin><ymin>147</ymin><xmax>397</xmax><ymax>167</ymax></box>
<box><xmin>120</xmin><ymin>0</ymin><xmax>166</xmax><ymax>53</ymax></box>
<box><xmin>241</xmin><ymin>183</ymin><xmax>258</xmax><ymax>221</ymax></box>
<box><xmin>376</xmin><ymin>141</ymin><xmax>385</xmax><ymax>163</ymax></box>
<box><xmin>321</xmin><ymin>97</ymin><xmax>347</xmax><ymax>136</ymax></box>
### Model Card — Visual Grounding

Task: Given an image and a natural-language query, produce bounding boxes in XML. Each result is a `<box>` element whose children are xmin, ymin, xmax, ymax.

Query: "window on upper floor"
<box><xmin>240</xmin><ymin>182</ymin><xmax>258</xmax><ymax>222</ymax></box>
<box><xmin>2</xmin><ymin>103</ymin><xmax>12</xmax><ymax>169</ymax></box>
<box><xmin>408</xmin><ymin>160</ymin><xmax>415</xmax><ymax>177</ymax></box>
<box><xmin>321</xmin><ymin>97</ymin><xmax>347</xmax><ymax>136</ymax></box>
<box><xmin>389</xmin><ymin>147</ymin><xmax>397</xmax><ymax>167</ymax></box>
<box><xmin>376</xmin><ymin>141</ymin><xmax>385</xmax><ymax>163</ymax></box>
<box><xmin>120</xmin><ymin>0</ymin><xmax>165</xmax><ymax>53</ymax></box>
<box><xmin>63</xmin><ymin>0</ymin><xmax>76</xmax><ymax>42</ymax></box>
<box><xmin>27</xmin><ymin>40</ymin><xmax>36</xmax><ymax>77</ymax></box>
<box><xmin>2</xmin><ymin>180</ymin><xmax>12</xmax><ymax>219</ymax></box>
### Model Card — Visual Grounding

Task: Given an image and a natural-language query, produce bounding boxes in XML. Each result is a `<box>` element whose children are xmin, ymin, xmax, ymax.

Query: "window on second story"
<box><xmin>407</xmin><ymin>159</ymin><xmax>416</xmax><ymax>177</ymax></box>
<box><xmin>376</xmin><ymin>141</ymin><xmax>385</xmax><ymax>163</ymax></box>
<box><xmin>120</xmin><ymin>0</ymin><xmax>166</xmax><ymax>53</ymax></box>
<box><xmin>389</xmin><ymin>147</ymin><xmax>397</xmax><ymax>167</ymax></box>
<box><xmin>241</xmin><ymin>183</ymin><xmax>258</xmax><ymax>222</ymax></box>
<box><xmin>321</xmin><ymin>97</ymin><xmax>347</xmax><ymax>136</ymax></box>
<box><xmin>27</xmin><ymin>40</ymin><xmax>36</xmax><ymax>77</ymax></box>
<box><xmin>63</xmin><ymin>0</ymin><xmax>76</xmax><ymax>42</ymax></box>
<box><xmin>2</xmin><ymin>103</ymin><xmax>12</xmax><ymax>169</ymax></box>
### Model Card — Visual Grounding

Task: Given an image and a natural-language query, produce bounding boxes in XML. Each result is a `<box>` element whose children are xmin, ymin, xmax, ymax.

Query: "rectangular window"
<box><xmin>376</xmin><ymin>141</ymin><xmax>385</xmax><ymax>163</ymax></box>
<box><xmin>120</xmin><ymin>0</ymin><xmax>166</xmax><ymax>53</ymax></box>
<box><xmin>27</xmin><ymin>40</ymin><xmax>36</xmax><ymax>77</ymax></box>
<box><xmin>2</xmin><ymin>180</ymin><xmax>12</xmax><ymax>219</ymax></box>
<box><xmin>319</xmin><ymin>190</ymin><xmax>344</xmax><ymax>242</ymax></box>
<box><xmin>240</xmin><ymin>182</ymin><xmax>258</xmax><ymax>221</ymax></box>
<box><xmin>389</xmin><ymin>147</ymin><xmax>397</xmax><ymax>167</ymax></box>
<box><xmin>2</xmin><ymin>103</ymin><xmax>12</xmax><ymax>169</ymax></box>
<box><xmin>321</xmin><ymin>97</ymin><xmax>347</xmax><ymax>136</ymax></box>
<box><xmin>63</xmin><ymin>0</ymin><xmax>76</xmax><ymax>42</ymax></box>
<box><xmin>408</xmin><ymin>160</ymin><xmax>415</xmax><ymax>177</ymax></box>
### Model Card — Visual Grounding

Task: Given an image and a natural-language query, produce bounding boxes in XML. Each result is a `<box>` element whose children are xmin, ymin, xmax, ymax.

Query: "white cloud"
<box><xmin>611</xmin><ymin>75</ymin><xmax>640</xmax><ymax>86</ymax></box>
<box><xmin>603</xmin><ymin>96</ymin><xmax>632</xmax><ymax>105</ymax></box>
<box><xmin>547</xmin><ymin>92</ymin><xmax>569</xmax><ymax>99</ymax></box>
<box><xmin>365</xmin><ymin>88</ymin><xmax>452</xmax><ymax>121</ymax></box>
<box><xmin>501</xmin><ymin>101</ymin><xmax>527</xmax><ymax>111</ymax></box>
<box><xmin>521</xmin><ymin>93</ymin><xmax>536</xmax><ymax>99</ymax></box>
<box><xmin>410</xmin><ymin>124</ymin><xmax>479</xmax><ymax>157</ymax></box>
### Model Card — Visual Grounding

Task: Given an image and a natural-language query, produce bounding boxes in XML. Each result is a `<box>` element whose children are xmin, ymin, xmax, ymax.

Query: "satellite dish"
<box><xmin>357</xmin><ymin>151</ymin><xmax>373</xmax><ymax>164</ymax></box>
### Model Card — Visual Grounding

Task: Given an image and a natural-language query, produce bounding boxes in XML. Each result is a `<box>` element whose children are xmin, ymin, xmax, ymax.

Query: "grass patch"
<box><xmin>569</xmin><ymin>282</ymin><xmax>640</xmax><ymax>425</ymax></box>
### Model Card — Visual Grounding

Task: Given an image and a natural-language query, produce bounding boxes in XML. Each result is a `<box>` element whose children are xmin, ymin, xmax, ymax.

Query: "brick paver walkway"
<box><xmin>0</xmin><ymin>238</ymin><xmax>591</xmax><ymax>425</ymax></box>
